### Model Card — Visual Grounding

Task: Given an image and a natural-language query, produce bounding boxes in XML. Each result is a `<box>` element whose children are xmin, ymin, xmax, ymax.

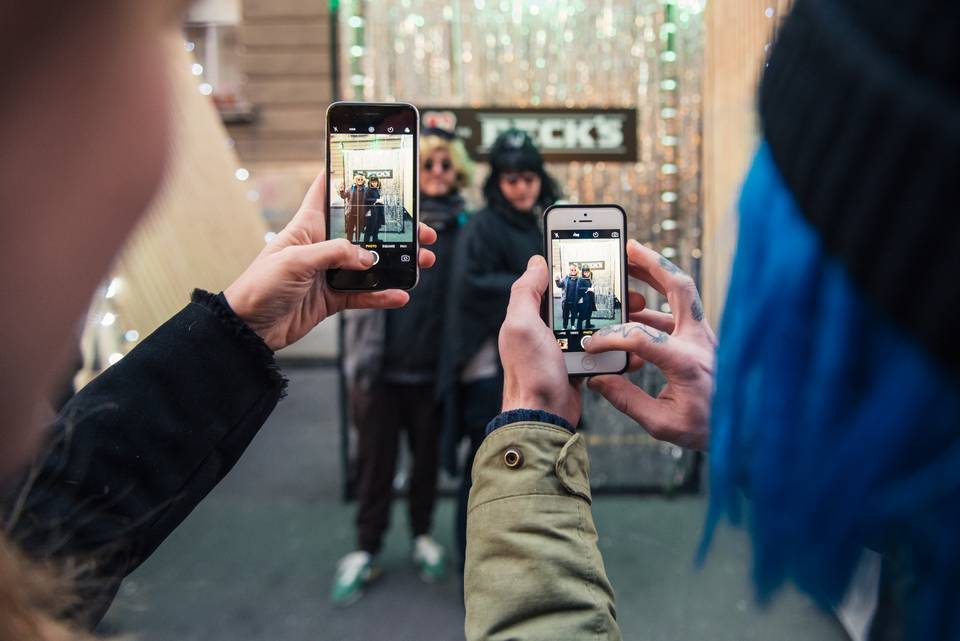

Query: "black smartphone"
<box><xmin>325</xmin><ymin>102</ymin><xmax>420</xmax><ymax>291</ymax></box>
<box><xmin>544</xmin><ymin>204</ymin><xmax>629</xmax><ymax>376</ymax></box>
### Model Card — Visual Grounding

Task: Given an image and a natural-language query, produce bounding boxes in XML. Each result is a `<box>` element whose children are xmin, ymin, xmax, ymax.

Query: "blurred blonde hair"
<box><xmin>420</xmin><ymin>134</ymin><xmax>475</xmax><ymax>190</ymax></box>
<box><xmin>0</xmin><ymin>533</ymin><xmax>92</xmax><ymax>641</ymax></box>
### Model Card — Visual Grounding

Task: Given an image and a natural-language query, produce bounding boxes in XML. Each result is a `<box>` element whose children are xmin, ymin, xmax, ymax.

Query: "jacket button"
<box><xmin>503</xmin><ymin>447</ymin><xmax>523</xmax><ymax>469</ymax></box>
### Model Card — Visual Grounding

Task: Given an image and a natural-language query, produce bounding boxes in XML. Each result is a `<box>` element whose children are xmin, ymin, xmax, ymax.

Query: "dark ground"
<box><xmin>99</xmin><ymin>367</ymin><xmax>849</xmax><ymax>641</ymax></box>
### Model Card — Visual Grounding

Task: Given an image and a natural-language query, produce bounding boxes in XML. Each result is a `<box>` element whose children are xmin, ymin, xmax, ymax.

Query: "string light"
<box><xmin>105</xmin><ymin>277</ymin><xmax>121</xmax><ymax>299</ymax></box>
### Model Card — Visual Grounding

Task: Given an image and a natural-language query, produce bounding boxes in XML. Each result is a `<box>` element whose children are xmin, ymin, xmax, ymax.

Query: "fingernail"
<box><xmin>359</xmin><ymin>248</ymin><xmax>374</xmax><ymax>266</ymax></box>
<box><xmin>528</xmin><ymin>255</ymin><xmax>540</xmax><ymax>268</ymax></box>
<box><xmin>628</xmin><ymin>239</ymin><xmax>640</xmax><ymax>249</ymax></box>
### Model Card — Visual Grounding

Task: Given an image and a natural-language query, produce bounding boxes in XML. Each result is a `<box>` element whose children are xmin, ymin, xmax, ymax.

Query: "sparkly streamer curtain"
<box><xmin>339</xmin><ymin>0</ymin><xmax>706</xmax><ymax>489</ymax></box>
<box><xmin>340</xmin><ymin>0</ymin><xmax>705</xmax><ymax>278</ymax></box>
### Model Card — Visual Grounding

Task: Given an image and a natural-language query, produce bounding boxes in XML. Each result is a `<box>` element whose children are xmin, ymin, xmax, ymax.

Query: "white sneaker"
<box><xmin>331</xmin><ymin>551</ymin><xmax>379</xmax><ymax>605</ymax></box>
<box><xmin>412</xmin><ymin>535</ymin><xmax>447</xmax><ymax>583</ymax></box>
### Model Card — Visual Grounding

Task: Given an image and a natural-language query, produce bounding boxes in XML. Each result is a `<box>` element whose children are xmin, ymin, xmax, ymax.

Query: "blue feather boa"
<box><xmin>704</xmin><ymin>143</ymin><xmax>960</xmax><ymax>639</ymax></box>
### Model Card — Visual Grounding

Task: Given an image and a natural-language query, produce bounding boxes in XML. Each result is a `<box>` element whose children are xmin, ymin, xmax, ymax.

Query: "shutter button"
<box><xmin>503</xmin><ymin>448</ymin><xmax>524</xmax><ymax>469</ymax></box>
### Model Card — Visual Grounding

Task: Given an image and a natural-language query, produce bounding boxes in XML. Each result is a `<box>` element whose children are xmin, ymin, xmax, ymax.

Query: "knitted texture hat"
<box><xmin>486</xmin><ymin>129</ymin><xmax>545</xmax><ymax>175</ymax></box>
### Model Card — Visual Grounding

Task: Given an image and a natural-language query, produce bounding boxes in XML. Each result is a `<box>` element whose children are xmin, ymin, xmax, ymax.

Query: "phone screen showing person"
<box><xmin>326</xmin><ymin>102</ymin><xmax>419</xmax><ymax>291</ymax></box>
<box><xmin>545</xmin><ymin>204</ymin><xmax>628</xmax><ymax>376</ymax></box>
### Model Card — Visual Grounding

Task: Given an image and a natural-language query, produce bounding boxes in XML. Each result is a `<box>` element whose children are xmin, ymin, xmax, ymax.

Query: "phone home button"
<box><xmin>581</xmin><ymin>355</ymin><xmax>597</xmax><ymax>371</ymax></box>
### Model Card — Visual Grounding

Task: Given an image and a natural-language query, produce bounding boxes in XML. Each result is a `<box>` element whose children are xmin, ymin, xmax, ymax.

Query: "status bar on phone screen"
<box><xmin>552</xmin><ymin>229</ymin><xmax>621</xmax><ymax>239</ymax></box>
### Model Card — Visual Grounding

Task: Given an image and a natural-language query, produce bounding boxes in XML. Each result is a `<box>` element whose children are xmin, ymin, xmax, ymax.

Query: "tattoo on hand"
<box><xmin>691</xmin><ymin>295</ymin><xmax>704</xmax><ymax>322</ymax></box>
<box><xmin>659</xmin><ymin>256</ymin><xmax>683</xmax><ymax>275</ymax></box>
<box><xmin>597</xmin><ymin>323</ymin><xmax>669</xmax><ymax>343</ymax></box>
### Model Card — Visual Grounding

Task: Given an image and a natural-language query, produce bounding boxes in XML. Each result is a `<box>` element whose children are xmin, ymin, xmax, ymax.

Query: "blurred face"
<box><xmin>498</xmin><ymin>171</ymin><xmax>541</xmax><ymax>213</ymax></box>
<box><xmin>569</xmin><ymin>266</ymin><xmax>578</xmax><ymax>277</ymax></box>
<box><xmin>421</xmin><ymin>147</ymin><xmax>457</xmax><ymax>197</ymax></box>
<box><xmin>354</xmin><ymin>175</ymin><xmax>366</xmax><ymax>186</ymax></box>
<box><xmin>0</xmin><ymin>4</ymin><xmax>182</xmax><ymax>480</ymax></box>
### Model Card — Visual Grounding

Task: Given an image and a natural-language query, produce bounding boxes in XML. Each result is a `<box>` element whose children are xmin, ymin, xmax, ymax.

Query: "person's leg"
<box><xmin>353</xmin><ymin>382</ymin><xmax>401</xmax><ymax>555</ymax></box>
<box><xmin>562</xmin><ymin>301</ymin><xmax>570</xmax><ymax>328</ymax></box>
<box><xmin>402</xmin><ymin>383</ymin><xmax>443</xmax><ymax>539</ymax></box>
<box><xmin>346</xmin><ymin>214</ymin><xmax>356</xmax><ymax>243</ymax></box>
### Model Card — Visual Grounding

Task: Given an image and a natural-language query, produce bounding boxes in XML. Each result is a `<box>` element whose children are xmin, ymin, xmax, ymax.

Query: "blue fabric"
<box><xmin>485</xmin><ymin>409</ymin><xmax>576</xmax><ymax>436</ymax></box>
<box><xmin>704</xmin><ymin>143</ymin><xmax>960</xmax><ymax>639</ymax></box>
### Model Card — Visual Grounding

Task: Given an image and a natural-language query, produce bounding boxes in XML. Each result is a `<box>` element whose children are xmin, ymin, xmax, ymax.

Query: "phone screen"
<box><xmin>327</xmin><ymin>103</ymin><xmax>418</xmax><ymax>290</ymax></box>
<box><xmin>550</xmin><ymin>229</ymin><xmax>624</xmax><ymax>352</ymax></box>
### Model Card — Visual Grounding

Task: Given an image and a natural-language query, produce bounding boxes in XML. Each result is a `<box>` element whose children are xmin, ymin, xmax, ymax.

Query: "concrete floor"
<box><xmin>98</xmin><ymin>367</ymin><xmax>849</xmax><ymax>641</ymax></box>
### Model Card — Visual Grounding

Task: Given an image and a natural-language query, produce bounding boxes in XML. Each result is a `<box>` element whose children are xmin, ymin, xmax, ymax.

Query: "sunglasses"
<box><xmin>424</xmin><ymin>159</ymin><xmax>454</xmax><ymax>173</ymax></box>
<box><xmin>501</xmin><ymin>172</ymin><xmax>538</xmax><ymax>186</ymax></box>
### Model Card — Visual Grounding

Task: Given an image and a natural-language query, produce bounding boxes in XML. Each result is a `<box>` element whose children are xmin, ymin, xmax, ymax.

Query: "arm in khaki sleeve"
<box><xmin>464</xmin><ymin>422</ymin><xmax>621</xmax><ymax>641</ymax></box>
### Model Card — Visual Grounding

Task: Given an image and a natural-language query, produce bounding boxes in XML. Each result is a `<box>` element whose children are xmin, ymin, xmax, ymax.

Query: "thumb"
<box><xmin>585</xmin><ymin>322</ymin><xmax>680</xmax><ymax>375</ymax></box>
<box><xmin>285</xmin><ymin>238</ymin><xmax>376</xmax><ymax>273</ymax></box>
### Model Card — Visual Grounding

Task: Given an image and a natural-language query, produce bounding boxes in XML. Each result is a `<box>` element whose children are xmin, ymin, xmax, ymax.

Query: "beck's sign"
<box><xmin>421</xmin><ymin>107</ymin><xmax>638</xmax><ymax>162</ymax></box>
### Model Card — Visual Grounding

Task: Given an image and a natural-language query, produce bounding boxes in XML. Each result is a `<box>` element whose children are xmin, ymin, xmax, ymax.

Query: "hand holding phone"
<box><xmin>499</xmin><ymin>255</ymin><xmax>582</xmax><ymax>427</ymax></box>
<box><xmin>224</xmin><ymin>172</ymin><xmax>438</xmax><ymax>352</ymax></box>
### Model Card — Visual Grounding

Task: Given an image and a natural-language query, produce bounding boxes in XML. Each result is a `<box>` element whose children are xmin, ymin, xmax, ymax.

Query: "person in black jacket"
<box><xmin>334</xmin><ymin>127</ymin><xmax>475</xmax><ymax>604</ymax></box>
<box><xmin>438</xmin><ymin>128</ymin><xmax>561</xmax><ymax>568</ymax></box>
<box><xmin>0</xmin><ymin>5</ymin><xmax>438</xmax><ymax>634</ymax></box>
<box><xmin>361</xmin><ymin>175</ymin><xmax>385</xmax><ymax>243</ymax></box>
<box><xmin>555</xmin><ymin>264</ymin><xmax>581</xmax><ymax>329</ymax></box>
<box><xmin>575</xmin><ymin>266</ymin><xmax>596</xmax><ymax>330</ymax></box>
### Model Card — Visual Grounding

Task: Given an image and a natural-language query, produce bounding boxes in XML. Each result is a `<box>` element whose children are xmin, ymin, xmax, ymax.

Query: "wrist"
<box><xmin>501</xmin><ymin>390</ymin><xmax>579</xmax><ymax>428</ymax></box>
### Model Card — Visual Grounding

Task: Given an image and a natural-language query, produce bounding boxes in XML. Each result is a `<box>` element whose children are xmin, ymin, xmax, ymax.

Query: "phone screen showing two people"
<box><xmin>551</xmin><ymin>229</ymin><xmax>624</xmax><ymax>352</ymax></box>
<box><xmin>329</xmin><ymin>130</ymin><xmax>416</xmax><ymax>263</ymax></box>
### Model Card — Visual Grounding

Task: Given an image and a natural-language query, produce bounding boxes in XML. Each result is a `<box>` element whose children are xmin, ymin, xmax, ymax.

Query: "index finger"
<box><xmin>626</xmin><ymin>239</ymin><xmax>703</xmax><ymax>333</ymax></box>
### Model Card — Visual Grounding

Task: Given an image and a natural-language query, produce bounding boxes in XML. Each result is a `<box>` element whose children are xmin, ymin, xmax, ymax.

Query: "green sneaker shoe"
<box><xmin>331</xmin><ymin>551</ymin><xmax>378</xmax><ymax>606</ymax></box>
<box><xmin>412</xmin><ymin>535</ymin><xmax>447</xmax><ymax>583</ymax></box>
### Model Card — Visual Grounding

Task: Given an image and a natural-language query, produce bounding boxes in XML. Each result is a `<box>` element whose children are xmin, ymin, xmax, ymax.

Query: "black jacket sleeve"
<box><xmin>2</xmin><ymin>290</ymin><xmax>287</xmax><ymax>628</ymax></box>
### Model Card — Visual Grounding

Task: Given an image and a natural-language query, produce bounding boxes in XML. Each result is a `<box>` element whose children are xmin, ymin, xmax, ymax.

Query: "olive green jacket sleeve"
<box><xmin>464</xmin><ymin>422</ymin><xmax>621</xmax><ymax>641</ymax></box>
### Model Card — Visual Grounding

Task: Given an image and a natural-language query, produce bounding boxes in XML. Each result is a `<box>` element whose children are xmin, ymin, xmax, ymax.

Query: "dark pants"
<box><xmin>455</xmin><ymin>377</ymin><xmax>503</xmax><ymax>568</ymax></box>
<box><xmin>577</xmin><ymin>309</ymin><xmax>593</xmax><ymax>330</ymax></box>
<box><xmin>562</xmin><ymin>300</ymin><xmax>577</xmax><ymax>328</ymax></box>
<box><xmin>352</xmin><ymin>381</ymin><xmax>442</xmax><ymax>554</ymax></box>
<box><xmin>363</xmin><ymin>220</ymin><xmax>381</xmax><ymax>243</ymax></box>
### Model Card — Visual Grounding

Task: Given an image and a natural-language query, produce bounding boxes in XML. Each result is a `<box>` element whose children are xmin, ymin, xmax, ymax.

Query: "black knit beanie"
<box><xmin>760</xmin><ymin>0</ymin><xmax>960</xmax><ymax>375</ymax></box>
<box><xmin>487</xmin><ymin>129</ymin><xmax>545</xmax><ymax>175</ymax></box>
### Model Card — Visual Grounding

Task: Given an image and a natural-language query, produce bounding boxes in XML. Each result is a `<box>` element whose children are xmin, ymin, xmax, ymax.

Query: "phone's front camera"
<box><xmin>368</xmin><ymin>126</ymin><xmax>375</xmax><ymax>133</ymax></box>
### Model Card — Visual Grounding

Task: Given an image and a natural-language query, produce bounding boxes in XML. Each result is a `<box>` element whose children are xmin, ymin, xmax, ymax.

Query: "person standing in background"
<box><xmin>339</xmin><ymin>173</ymin><xmax>367</xmax><ymax>243</ymax></box>
<box><xmin>555</xmin><ymin>264</ymin><xmax>581</xmax><ymax>329</ymax></box>
<box><xmin>334</xmin><ymin>127</ymin><xmax>475</xmax><ymax>605</ymax></box>
<box><xmin>576</xmin><ymin>265</ymin><xmax>596</xmax><ymax>330</ymax></box>
<box><xmin>361</xmin><ymin>175</ymin><xmax>384</xmax><ymax>243</ymax></box>
<box><xmin>439</xmin><ymin>129</ymin><xmax>561</xmax><ymax>569</ymax></box>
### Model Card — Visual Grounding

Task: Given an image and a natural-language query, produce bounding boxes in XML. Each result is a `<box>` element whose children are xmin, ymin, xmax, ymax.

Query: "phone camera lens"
<box><xmin>368</xmin><ymin>126</ymin><xmax>375</xmax><ymax>133</ymax></box>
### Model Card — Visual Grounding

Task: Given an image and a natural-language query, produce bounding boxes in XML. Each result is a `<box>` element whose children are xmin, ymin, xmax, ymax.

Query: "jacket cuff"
<box><xmin>470</xmin><ymin>422</ymin><xmax>591</xmax><ymax>510</ymax></box>
<box><xmin>191</xmin><ymin>289</ymin><xmax>288</xmax><ymax>399</ymax></box>
<box><xmin>485</xmin><ymin>409</ymin><xmax>575</xmax><ymax>437</ymax></box>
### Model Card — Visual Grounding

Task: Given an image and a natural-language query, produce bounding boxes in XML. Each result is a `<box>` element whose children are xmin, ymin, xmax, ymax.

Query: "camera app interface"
<box><xmin>329</xmin><ymin>129</ymin><xmax>416</xmax><ymax>262</ymax></box>
<box><xmin>551</xmin><ymin>230</ymin><xmax>624</xmax><ymax>352</ymax></box>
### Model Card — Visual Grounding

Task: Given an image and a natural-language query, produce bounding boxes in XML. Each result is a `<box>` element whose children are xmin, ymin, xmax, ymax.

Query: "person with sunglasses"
<box><xmin>439</xmin><ymin>128</ymin><xmax>562</xmax><ymax>570</ymax></box>
<box><xmin>334</xmin><ymin>127</ymin><xmax>475</xmax><ymax>604</ymax></box>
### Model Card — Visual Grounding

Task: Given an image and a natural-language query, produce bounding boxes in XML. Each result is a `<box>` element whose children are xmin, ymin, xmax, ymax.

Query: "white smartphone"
<box><xmin>544</xmin><ymin>204</ymin><xmax>629</xmax><ymax>377</ymax></box>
